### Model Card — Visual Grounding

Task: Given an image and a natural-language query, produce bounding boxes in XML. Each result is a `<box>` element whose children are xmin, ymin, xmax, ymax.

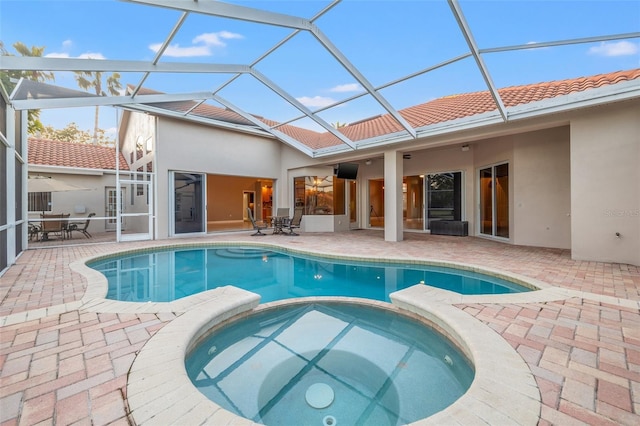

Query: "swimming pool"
<box><xmin>185</xmin><ymin>302</ymin><xmax>474</xmax><ymax>425</ymax></box>
<box><xmin>87</xmin><ymin>245</ymin><xmax>531</xmax><ymax>303</ymax></box>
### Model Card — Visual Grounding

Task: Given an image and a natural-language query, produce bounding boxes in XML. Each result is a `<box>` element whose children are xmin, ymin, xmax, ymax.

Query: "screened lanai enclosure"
<box><xmin>1</xmin><ymin>0</ymin><xmax>639</xmax><ymax>272</ymax></box>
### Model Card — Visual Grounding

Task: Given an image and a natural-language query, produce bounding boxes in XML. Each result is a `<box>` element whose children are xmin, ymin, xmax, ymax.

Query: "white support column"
<box><xmin>5</xmin><ymin>105</ymin><xmax>16</xmax><ymax>265</ymax></box>
<box><xmin>20</xmin><ymin>110</ymin><xmax>28</xmax><ymax>251</ymax></box>
<box><xmin>384</xmin><ymin>150</ymin><xmax>403</xmax><ymax>242</ymax></box>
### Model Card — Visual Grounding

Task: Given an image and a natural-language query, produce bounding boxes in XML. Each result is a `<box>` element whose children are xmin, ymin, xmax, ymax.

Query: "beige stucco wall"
<box><xmin>570</xmin><ymin>102</ymin><xmax>640</xmax><ymax>266</ymax></box>
<box><xmin>155</xmin><ymin>117</ymin><xmax>284</xmax><ymax>238</ymax></box>
<box><xmin>121</xmin><ymin>98</ymin><xmax>640</xmax><ymax>266</ymax></box>
<box><xmin>27</xmin><ymin>169</ymin><xmax>115</xmax><ymax>233</ymax></box>
<box><xmin>513</xmin><ymin>127</ymin><xmax>571</xmax><ymax>249</ymax></box>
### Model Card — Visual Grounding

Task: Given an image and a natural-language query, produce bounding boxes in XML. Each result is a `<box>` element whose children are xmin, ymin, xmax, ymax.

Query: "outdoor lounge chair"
<box><xmin>67</xmin><ymin>213</ymin><xmax>95</xmax><ymax>239</ymax></box>
<box><xmin>285</xmin><ymin>208</ymin><xmax>303</xmax><ymax>236</ymax></box>
<box><xmin>247</xmin><ymin>208</ymin><xmax>268</xmax><ymax>236</ymax></box>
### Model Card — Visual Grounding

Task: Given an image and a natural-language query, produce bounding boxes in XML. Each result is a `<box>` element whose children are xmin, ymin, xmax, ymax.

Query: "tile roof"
<box><xmin>130</xmin><ymin>68</ymin><xmax>640</xmax><ymax>152</ymax></box>
<box><xmin>332</xmin><ymin>68</ymin><xmax>640</xmax><ymax>146</ymax></box>
<box><xmin>28</xmin><ymin>137</ymin><xmax>130</xmax><ymax>171</ymax></box>
<box><xmin>132</xmin><ymin>86</ymin><xmax>336</xmax><ymax>149</ymax></box>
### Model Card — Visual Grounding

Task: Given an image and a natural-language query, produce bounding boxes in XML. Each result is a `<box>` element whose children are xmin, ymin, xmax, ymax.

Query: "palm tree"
<box><xmin>74</xmin><ymin>70</ymin><xmax>122</xmax><ymax>143</ymax></box>
<box><xmin>0</xmin><ymin>41</ymin><xmax>55</xmax><ymax>134</ymax></box>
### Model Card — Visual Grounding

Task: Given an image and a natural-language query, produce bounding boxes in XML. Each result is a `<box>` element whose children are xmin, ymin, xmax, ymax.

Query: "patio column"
<box><xmin>384</xmin><ymin>150</ymin><xmax>403</xmax><ymax>242</ymax></box>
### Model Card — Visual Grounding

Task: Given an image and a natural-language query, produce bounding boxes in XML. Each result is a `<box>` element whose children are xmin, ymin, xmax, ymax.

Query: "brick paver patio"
<box><xmin>1</xmin><ymin>230</ymin><xmax>639</xmax><ymax>425</ymax></box>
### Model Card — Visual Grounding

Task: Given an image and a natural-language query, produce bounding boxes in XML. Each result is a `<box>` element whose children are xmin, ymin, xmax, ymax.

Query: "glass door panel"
<box><xmin>479</xmin><ymin>164</ymin><xmax>509</xmax><ymax>238</ymax></box>
<box><xmin>349</xmin><ymin>180</ymin><xmax>357</xmax><ymax>228</ymax></box>
<box><xmin>403</xmin><ymin>175</ymin><xmax>423</xmax><ymax>230</ymax></box>
<box><xmin>479</xmin><ymin>168</ymin><xmax>493</xmax><ymax>235</ymax></box>
<box><xmin>105</xmin><ymin>187</ymin><xmax>124</xmax><ymax>231</ymax></box>
<box><xmin>173</xmin><ymin>172</ymin><xmax>205</xmax><ymax>234</ymax></box>
<box><xmin>495</xmin><ymin>164</ymin><xmax>509</xmax><ymax>238</ymax></box>
<box><xmin>426</xmin><ymin>172</ymin><xmax>462</xmax><ymax>229</ymax></box>
<box><xmin>368</xmin><ymin>179</ymin><xmax>384</xmax><ymax>228</ymax></box>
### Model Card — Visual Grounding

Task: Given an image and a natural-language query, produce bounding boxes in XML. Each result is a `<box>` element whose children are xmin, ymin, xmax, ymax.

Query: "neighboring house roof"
<box><xmin>28</xmin><ymin>138</ymin><xmax>130</xmax><ymax>171</ymax></box>
<box><xmin>129</xmin><ymin>68</ymin><xmax>640</xmax><ymax>152</ymax></box>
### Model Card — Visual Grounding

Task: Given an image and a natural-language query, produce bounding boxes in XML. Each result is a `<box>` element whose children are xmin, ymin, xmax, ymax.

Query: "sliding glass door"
<box><xmin>479</xmin><ymin>163</ymin><xmax>509</xmax><ymax>238</ymax></box>
<box><xmin>426</xmin><ymin>172</ymin><xmax>463</xmax><ymax>230</ymax></box>
<box><xmin>172</xmin><ymin>172</ymin><xmax>205</xmax><ymax>235</ymax></box>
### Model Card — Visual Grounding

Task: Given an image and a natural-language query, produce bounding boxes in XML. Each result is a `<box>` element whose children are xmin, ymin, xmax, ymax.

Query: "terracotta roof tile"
<box><xmin>338</xmin><ymin>68</ymin><xmax>640</xmax><ymax>143</ymax></box>
<box><xmin>28</xmin><ymin>138</ymin><xmax>130</xmax><ymax>171</ymax></box>
<box><xmin>129</xmin><ymin>69</ymin><xmax>640</xmax><ymax>151</ymax></box>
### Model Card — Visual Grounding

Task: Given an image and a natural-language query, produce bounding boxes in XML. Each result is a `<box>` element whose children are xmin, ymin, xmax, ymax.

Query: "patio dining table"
<box><xmin>271</xmin><ymin>215</ymin><xmax>290</xmax><ymax>234</ymax></box>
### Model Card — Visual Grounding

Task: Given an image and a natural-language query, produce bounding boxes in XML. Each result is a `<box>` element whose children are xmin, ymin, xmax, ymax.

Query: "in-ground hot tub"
<box><xmin>185</xmin><ymin>302</ymin><xmax>474</xmax><ymax>425</ymax></box>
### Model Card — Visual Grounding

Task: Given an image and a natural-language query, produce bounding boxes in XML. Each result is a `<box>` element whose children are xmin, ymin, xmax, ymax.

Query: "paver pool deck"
<box><xmin>1</xmin><ymin>230</ymin><xmax>639</xmax><ymax>425</ymax></box>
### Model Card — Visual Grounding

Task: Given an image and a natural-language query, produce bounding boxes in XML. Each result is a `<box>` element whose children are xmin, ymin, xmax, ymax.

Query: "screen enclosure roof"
<box><xmin>1</xmin><ymin>0</ymin><xmax>639</xmax><ymax>158</ymax></box>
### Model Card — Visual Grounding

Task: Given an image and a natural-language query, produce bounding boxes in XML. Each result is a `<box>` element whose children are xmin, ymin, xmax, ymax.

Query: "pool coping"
<box><xmin>125</xmin><ymin>290</ymin><xmax>541</xmax><ymax>425</ymax></box>
<box><xmin>65</xmin><ymin>240</ymin><xmax>577</xmax><ymax>315</ymax></box>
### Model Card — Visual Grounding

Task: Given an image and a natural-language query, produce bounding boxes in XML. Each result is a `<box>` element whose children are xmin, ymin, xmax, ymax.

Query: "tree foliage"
<box><xmin>74</xmin><ymin>70</ymin><xmax>123</xmax><ymax>143</ymax></box>
<box><xmin>38</xmin><ymin>122</ymin><xmax>115</xmax><ymax>146</ymax></box>
<box><xmin>0</xmin><ymin>41</ymin><xmax>56</xmax><ymax>134</ymax></box>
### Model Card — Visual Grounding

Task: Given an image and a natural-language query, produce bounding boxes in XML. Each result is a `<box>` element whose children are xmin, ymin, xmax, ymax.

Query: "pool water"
<box><xmin>88</xmin><ymin>246</ymin><xmax>530</xmax><ymax>303</ymax></box>
<box><xmin>185</xmin><ymin>303</ymin><xmax>474</xmax><ymax>425</ymax></box>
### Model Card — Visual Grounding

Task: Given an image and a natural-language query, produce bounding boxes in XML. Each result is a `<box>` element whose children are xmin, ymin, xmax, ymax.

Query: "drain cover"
<box><xmin>305</xmin><ymin>383</ymin><xmax>334</xmax><ymax>409</ymax></box>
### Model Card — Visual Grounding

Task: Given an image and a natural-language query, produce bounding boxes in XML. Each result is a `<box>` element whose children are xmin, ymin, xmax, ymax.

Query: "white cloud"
<box><xmin>296</xmin><ymin>96</ymin><xmax>336</xmax><ymax>108</ymax></box>
<box><xmin>151</xmin><ymin>31</ymin><xmax>244</xmax><ymax>57</ymax></box>
<box><xmin>330</xmin><ymin>83</ymin><xmax>361</xmax><ymax>93</ymax></box>
<box><xmin>45</xmin><ymin>52</ymin><xmax>70</xmax><ymax>58</ymax></box>
<box><xmin>62</xmin><ymin>39</ymin><xmax>73</xmax><ymax>49</ymax></box>
<box><xmin>588</xmin><ymin>41</ymin><xmax>638</xmax><ymax>57</ymax></box>
<box><xmin>193</xmin><ymin>31</ymin><xmax>243</xmax><ymax>46</ymax></box>
<box><xmin>149</xmin><ymin>43</ymin><xmax>212</xmax><ymax>57</ymax></box>
<box><xmin>104</xmin><ymin>126</ymin><xmax>117</xmax><ymax>135</ymax></box>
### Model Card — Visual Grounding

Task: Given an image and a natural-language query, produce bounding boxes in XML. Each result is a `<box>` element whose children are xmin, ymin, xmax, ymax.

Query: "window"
<box><xmin>28</xmin><ymin>192</ymin><xmax>51</xmax><ymax>212</ymax></box>
<box><xmin>137</xmin><ymin>168</ymin><xmax>144</xmax><ymax>196</ymax></box>
<box><xmin>294</xmin><ymin>176</ymin><xmax>346</xmax><ymax>215</ymax></box>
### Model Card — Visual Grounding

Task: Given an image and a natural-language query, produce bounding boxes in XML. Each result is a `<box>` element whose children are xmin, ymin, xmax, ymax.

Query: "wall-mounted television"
<box><xmin>335</xmin><ymin>162</ymin><xmax>359</xmax><ymax>180</ymax></box>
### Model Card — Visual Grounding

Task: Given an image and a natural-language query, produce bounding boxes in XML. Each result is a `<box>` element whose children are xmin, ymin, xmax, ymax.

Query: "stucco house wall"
<box><xmin>119</xmin><ymin>95</ymin><xmax>639</xmax><ymax>266</ymax></box>
<box><xmin>513</xmin><ymin>127</ymin><xmax>571</xmax><ymax>249</ymax></box>
<box><xmin>154</xmin><ymin>117</ymin><xmax>285</xmax><ymax>239</ymax></box>
<box><xmin>570</xmin><ymin>101</ymin><xmax>640</xmax><ymax>266</ymax></box>
<box><xmin>27</xmin><ymin>168</ymin><xmax>114</xmax><ymax>227</ymax></box>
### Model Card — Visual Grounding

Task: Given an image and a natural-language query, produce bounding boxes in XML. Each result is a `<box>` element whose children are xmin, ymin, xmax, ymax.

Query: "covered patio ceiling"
<box><xmin>1</xmin><ymin>0</ymin><xmax>639</xmax><ymax>157</ymax></box>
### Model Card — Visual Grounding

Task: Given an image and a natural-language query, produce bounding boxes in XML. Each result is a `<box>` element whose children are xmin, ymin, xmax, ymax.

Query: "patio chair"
<box><xmin>28</xmin><ymin>223</ymin><xmax>41</xmax><ymax>241</ymax></box>
<box><xmin>40</xmin><ymin>213</ymin><xmax>68</xmax><ymax>241</ymax></box>
<box><xmin>276</xmin><ymin>207</ymin><xmax>290</xmax><ymax>218</ymax></box>
<box><xmin>285</xmin><ymin>208</ymin><xmax>303</xmax><ymax>236</ymax></box>
<box><xmin>247</xmin><ymin>208</ymin><xmax>268</xmax><ymax>236</ymax></box>
<box><xmin>67</xmin><ymin>213</ymin><xmax>96</xmax><ymax>239</ymax></box>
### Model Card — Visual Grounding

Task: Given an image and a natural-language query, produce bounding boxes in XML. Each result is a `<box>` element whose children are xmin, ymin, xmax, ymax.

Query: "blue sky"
<box><xmin>1</xmin><ymin>0</ymin><xmax>639</xmax><ymax>136</ymax></box>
